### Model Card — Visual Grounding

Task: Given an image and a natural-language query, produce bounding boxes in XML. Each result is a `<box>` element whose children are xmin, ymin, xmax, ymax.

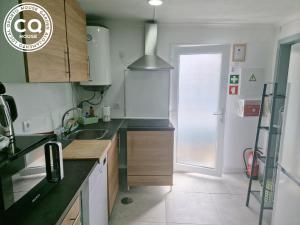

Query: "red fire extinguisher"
<box><xmin>243</xmin><ymin>148</ymin><xmax>260</xmax><ymax>179</ymax></box>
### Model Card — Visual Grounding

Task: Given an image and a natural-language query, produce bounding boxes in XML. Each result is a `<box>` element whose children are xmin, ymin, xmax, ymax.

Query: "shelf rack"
<box><xmin>246</xmin><ymin>83</ymin><xmax>285</xmax><ymax>225</ymax></box>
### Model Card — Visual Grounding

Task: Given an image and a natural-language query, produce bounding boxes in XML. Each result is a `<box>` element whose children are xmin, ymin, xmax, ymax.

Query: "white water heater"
<box><xmin>81</xmin><ymin>26</ymin><xmax>111</xmax><ymax>86</ymax></box>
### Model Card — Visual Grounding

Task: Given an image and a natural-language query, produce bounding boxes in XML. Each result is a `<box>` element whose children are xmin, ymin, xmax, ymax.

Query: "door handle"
<box><xmin>212</xmin><ymin>112</ymin><xmax>223</xmax><ymax>116</ymax></box>
<box><xmin>88</xmin><ymin>56</ymin><xmax>92</xmax><ymax>81</ymax></box>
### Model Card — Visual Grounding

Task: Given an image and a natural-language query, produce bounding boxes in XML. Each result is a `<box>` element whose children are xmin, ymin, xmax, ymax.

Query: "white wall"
<box><xmin>161</xmin><ymin>24</ymin><xmax>276</xmax><ymax>173</ymax></box>
<box><xmin>3</xmin><ymin>83</ymin><xmax>74</xmax><ymax>134</ymax></box>
<box><xmin>267</xmin><ymin>18</ymin><xmax>300</xmax><ymax>83</ymax></box>
<box><xmin>87</xmin><ymin>19</ymin><xmax>276</xmax><ymax>173</ymax></box>
<box><xmin>278</xmin><ymin>18</ymin><xmax>300</xmax><ymax>40</ymax></box>
<box><xmin>1</xmin><ymin>18</ymin><xmax>277</xmax><ymax>172</ymax></box>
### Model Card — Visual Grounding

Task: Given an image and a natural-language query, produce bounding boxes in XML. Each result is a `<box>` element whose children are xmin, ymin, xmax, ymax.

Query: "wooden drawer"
<box><xmin>128</xmin><ymin>175</ymin><xmax>173</xmax><ymax>186</ymax></box>
<box><xmin>127</xmin><ymin>131</ymin><xmax>174</xmax><ymax>176</ymax></box>
<box><xmin>61</xmin><ymin>196</ymin><xmax>81</xmax><ymax>225</ymax></box>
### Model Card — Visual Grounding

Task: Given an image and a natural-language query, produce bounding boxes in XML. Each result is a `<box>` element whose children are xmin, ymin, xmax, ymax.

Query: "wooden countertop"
<box><xmin>63</xmin><ymin>140</ymin><xmax>111</xmax><ymax>161</ymax></box>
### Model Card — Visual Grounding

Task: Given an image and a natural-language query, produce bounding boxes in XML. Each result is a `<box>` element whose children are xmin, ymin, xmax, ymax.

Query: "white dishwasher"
<box><xmin>88</xmin><ymin>155</ymin><xmax>108</xmax><ymax>225</ymax></box>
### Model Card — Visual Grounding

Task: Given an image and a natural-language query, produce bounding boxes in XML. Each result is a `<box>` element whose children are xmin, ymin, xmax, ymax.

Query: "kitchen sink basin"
<box><xmin>65</xmin><ymin>129</ymin><xmax>108</xmax><ymax>140</ymax></box>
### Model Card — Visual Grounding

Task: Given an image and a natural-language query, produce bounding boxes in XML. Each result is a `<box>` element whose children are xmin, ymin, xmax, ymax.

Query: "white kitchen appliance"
<box><xmin>81</xmin><ymin>26</ymin><xmax>111</xmax><ymax>87</ymax></box>
<box><xmin>272</xmin><ymin>44</ymin><xmax>300</xmax><ymax>225</ymax></box>
<box><xmin>88</xmin><ymin>155</ymin><xmax>108</xmax><ymax>225</ymax></box>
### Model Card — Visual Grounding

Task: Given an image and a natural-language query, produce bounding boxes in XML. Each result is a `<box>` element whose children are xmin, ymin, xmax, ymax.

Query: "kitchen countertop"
<box><xmin>63</xmin><ymin>139</ymin><xmax>111</xmax><ymax>161</ymax></box>
<box><xmin>120</xmin><ymin>119</ymin><xmax>175</xmax><ymax>131</ymax></box>
<box><xmin>2</xmin><ymin>160</ymin><xmax>97</xmax><ymax>225</ymax></box>
<box><xmin>75</xmin><ymin>118</ymin><xmax>175</xmax><ymax>137</ymax></box>
<box><xmin>0</xmin><ymin>118</ymin><xmax>174</xmax><ymax>225</ymax></box>
<box><xmin>77</xmin><ymin>119</ymin><xmax>124</xmax><ymax>140</ymax></box>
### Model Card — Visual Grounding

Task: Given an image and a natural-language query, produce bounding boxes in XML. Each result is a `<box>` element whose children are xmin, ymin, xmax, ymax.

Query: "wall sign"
<box><xmin>232</xmin><ymin>44</ymin><xmax>247</xmax><ymax>62</ymax></box>
<box><xmin>249</xmin><ymin>73</ymin><xmax>257</xmax><ymax>82</ymax></box>
<box><xmin>229</xmin><ymin>85</ymin><xmax>239</xmax><ymax>95</ymax></box>
<box><xmin>229</xmin><ymin>74</ymin><xmax>239</xmax><ymax>84</ymax></box>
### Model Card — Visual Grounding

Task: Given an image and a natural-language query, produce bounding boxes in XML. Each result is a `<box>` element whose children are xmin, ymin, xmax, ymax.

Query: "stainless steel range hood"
<box><xmin>127</xmin><ymin>22</ymin><xmax>173</xmax><ymax>71</ymax></box>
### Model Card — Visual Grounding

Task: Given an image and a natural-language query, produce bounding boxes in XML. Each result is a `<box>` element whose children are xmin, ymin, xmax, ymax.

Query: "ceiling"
<box><xmin>77</xmin><ymin>0</ymin><xmax>300</xmax><ymax>24</ymax></box>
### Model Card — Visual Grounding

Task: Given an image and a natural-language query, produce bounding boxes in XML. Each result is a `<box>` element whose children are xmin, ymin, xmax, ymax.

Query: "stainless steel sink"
<box><xmin>65</xmin><ymin>129</ymin><xmax>108</xmax><ymax>140</ymax></box>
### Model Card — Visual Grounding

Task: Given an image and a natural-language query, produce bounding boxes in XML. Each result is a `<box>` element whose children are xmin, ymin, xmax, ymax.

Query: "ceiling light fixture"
<box><xmin>148</xmin><ymin>0</ymin><xmax>163</xmax><ymax>6</ymax></box>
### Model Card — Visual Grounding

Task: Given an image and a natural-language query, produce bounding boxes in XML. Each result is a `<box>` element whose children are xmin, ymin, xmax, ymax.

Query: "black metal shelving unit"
<box><xmin>246</xmin><ymin>83</ymin><xmax>285</xmax><ymax>225</ymax></box>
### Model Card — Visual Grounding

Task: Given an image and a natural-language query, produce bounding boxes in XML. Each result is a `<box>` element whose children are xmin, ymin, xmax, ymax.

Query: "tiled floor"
<box><xmin>109</xmin><ymin>173</ymin><xmax>272</xmax><ymax>225</ymax></box>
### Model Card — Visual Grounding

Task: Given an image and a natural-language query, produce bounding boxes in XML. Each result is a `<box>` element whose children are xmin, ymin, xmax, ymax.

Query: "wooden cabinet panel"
<box><xmin>127</xmin><ymin>131</ymin><xmax>174</xmax><ymax>176</ymax></box>
<box><xmin>3</xmin><ymin>0</ymin><xmax>88</xmax><ymax>83</ymax></box>
<box><xmin>0</xmin><ymin>0</ymin><xmax>26</xmax><ymax>82</ymax></box>
<box><xmin>61</xmin><ymin>196</ymin><xmax>81</xmax><ymax>225</ymax></box>
<box><xmin>128</xmin><ymin>175</ymin><xmax>173</xmax><ymax>186</ymax></box>
<box><xmin>22</xmin><ymin>0</ymin><xmax>69</xmax><ymax>82</ymax></box>
<box><xmin>107</xmin><ymin>134</ymin><xmax>119</xmax><ymax>216</ymax></box>
<box><xmin>65</xmin><ymin>0</ymin><xmax>88</xmax><ymax>82</ymax></box>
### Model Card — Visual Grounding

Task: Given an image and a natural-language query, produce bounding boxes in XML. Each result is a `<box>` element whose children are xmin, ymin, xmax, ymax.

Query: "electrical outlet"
<box><xmin>23</xmin><ymin>120</ymin><xmax>31</xmax><ymax>132</ymax></box>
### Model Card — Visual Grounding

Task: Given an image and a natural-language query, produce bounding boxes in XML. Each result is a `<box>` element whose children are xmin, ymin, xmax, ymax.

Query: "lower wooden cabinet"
<box><xmin>127</xmin><ymin>131</ymin><xmax>174</xmax><ymax>187</ymax></box>
<box><xmin>107</xmin><ymin>134</ymin><xmax>119</xmax><ymax>216</ymax></box>
<box><xmin>61</xmin><ymin>196</ymin><xmax>81</xmax><ymax>225</ymax></box>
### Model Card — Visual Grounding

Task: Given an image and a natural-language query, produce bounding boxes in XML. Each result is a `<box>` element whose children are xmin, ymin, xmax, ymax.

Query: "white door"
<box><xmin>272</xmin><ymin>170</ymin><xmax>300</xmax><ymax>225</ymax></box>
<box><xmin>277</xmin><ymin>43</ymin><xmax>300</xmax><ymax>179</ymax></box>
<box><xmin>172</xmin><ymin>45</ymin><xmax>230</xmax><ymax>176</ymax></box>
<box><xmin>272</xmin><ymin>43</ymin><xmax>300</xmax><ymax>225</ymax></box>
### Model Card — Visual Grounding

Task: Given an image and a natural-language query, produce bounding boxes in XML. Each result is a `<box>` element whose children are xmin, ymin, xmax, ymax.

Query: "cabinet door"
<box><xmin>107</xmin><ymin>134</ymin><xmax>119</xmax><ymax>216</ymax></box>
<box><xmin>127</xmin><ymin>131</ymin><xmax>174</xmax><ymax>176</ymax></box>
<box><xmin>0</xmin><ymin>0</ymin><xmax>26</xmax><ymax>82</ymax></box>
<box><xmin>22</xmin><ymin>0</ymin><xmax>69</xmax><ymax>82</ymax></box>
<box><xmin>65</xmin><ymin>0</ymin><xmax>88</xmax><ymax>82</ymax></box>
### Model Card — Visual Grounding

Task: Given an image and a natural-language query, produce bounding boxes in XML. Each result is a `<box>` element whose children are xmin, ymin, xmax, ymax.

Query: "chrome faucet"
<box><xmin>0</xmin><ymin>82</ymin><xmax>16</xmax><ymax>154</ymax></box>
<box><xmin>0</xmin><ymin>96</ymin><xmax>14</xmax><ymax>141</ymax></box>
<box><xmin>61</xmin><ymin>107</ymin><xmax>81</xmax><ymax>137</ymax></box>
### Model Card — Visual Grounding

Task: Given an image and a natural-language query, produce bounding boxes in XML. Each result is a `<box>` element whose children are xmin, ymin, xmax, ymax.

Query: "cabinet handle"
<box><xmin>64</xmin><ymin>50</ymin><xmax>70</xmax><ymax>78</ymax></box>
<box><xmin>88</xmin><ymin>56</ymin><xmax>92</xmax><ymax>81</ymax></box>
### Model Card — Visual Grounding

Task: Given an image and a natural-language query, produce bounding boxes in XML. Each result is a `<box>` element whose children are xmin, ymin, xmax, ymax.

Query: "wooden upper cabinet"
<box><xmin>22</xmin><ymin>0</ymin><xmax>69</xmax><ymax>82</ymax></box>
<box><xmin>65</xmin><ymin>0</ymin><xmax>88</xmax><ymax>82</ymax></box>
<box><xmin>17</xmin><ymin>0</ymin><xmax>88</xmax><ymax>83</ymax></box>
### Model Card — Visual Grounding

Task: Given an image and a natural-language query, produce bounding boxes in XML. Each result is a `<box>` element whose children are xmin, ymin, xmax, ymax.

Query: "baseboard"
<box><xmin>223</xmin><ymin>167</ymin><xmax>245</xmax><ymax>174</ymax></box>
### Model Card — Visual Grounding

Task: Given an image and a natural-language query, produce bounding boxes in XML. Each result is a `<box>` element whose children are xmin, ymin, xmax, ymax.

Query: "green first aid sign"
<box><xmin>229</xmin><ymin>74</ymin><xmax>239</xmax><ymax>84</ymax></box>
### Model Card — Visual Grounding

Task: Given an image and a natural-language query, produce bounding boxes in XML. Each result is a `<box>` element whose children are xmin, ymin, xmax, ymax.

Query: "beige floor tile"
<box><xmin>166</xmin><ymin>192</ymin><xmax>223</xmax><ymax>224</ymax></box>
<box><xmin>167</xmin><ymin>223</ymin><xmax>219</xmax><ymax>225</ymax></box>
<box><xmin>110</xmin><ymin>173</ymin><xmax>270</xmax><ymax>225</ymax></box>
<box><xmin>109</xmin><ymin>191</ymin><xmax>167</xmax><ymax>224</ymax></box>
<box><xmin>110</xmin><ymin>220</ymin><xmax>166</xmax><ymax>225</ymax></box>
<box><xmin>222</xmin><ymin>173</ymin><xmax>260</xmax><ymax>195</ymax></box>
<box><xmin>211</xmin><ymin>193</ymin><xmax>271</xmax><ymax>225</ymax></box>
<box><xmin>202</xmin><ymin>176</ymin><xmax>232</xmax><ymax>194</ymax></box>
<box><xmin>172</xmin><ymin>173</ymin><xmax>209</xmax><ymax>193</ymax></box>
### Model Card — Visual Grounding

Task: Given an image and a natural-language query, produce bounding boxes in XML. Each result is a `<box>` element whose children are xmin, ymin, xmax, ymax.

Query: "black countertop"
<box><xmin>0</xmin><ymin>118</ymin><xmax>174</xmax><ymax>225</ymax></box>
<box><xmin>0</xmin><ymin>134</ymin><xmax>55</xmax><ymax>169</ymax></box>
<box><xmin>120</xmin><ymin>119</ymin><xmax>175</xmax><ymax>131</ymax></box>
<box><xmin>2</xmin><ymin>160</ymin><xmax>97</xmax><ymax>225</ymax></box>
<box><xmin>72</xmin><ymin>118</ymin><xmax>174</xmax><ymax>139</ymax></box>
<box><xmin>78</xmin><ymin>119</ymin><xmax>124</xmax><ymax>139</ymax></box>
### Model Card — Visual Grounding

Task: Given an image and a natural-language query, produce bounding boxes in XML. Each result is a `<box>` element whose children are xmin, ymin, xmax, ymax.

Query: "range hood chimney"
<box><xmin>127</xmin><ymin>22</ymin><xmax>173</xmax><ymax>71</ymax></box>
